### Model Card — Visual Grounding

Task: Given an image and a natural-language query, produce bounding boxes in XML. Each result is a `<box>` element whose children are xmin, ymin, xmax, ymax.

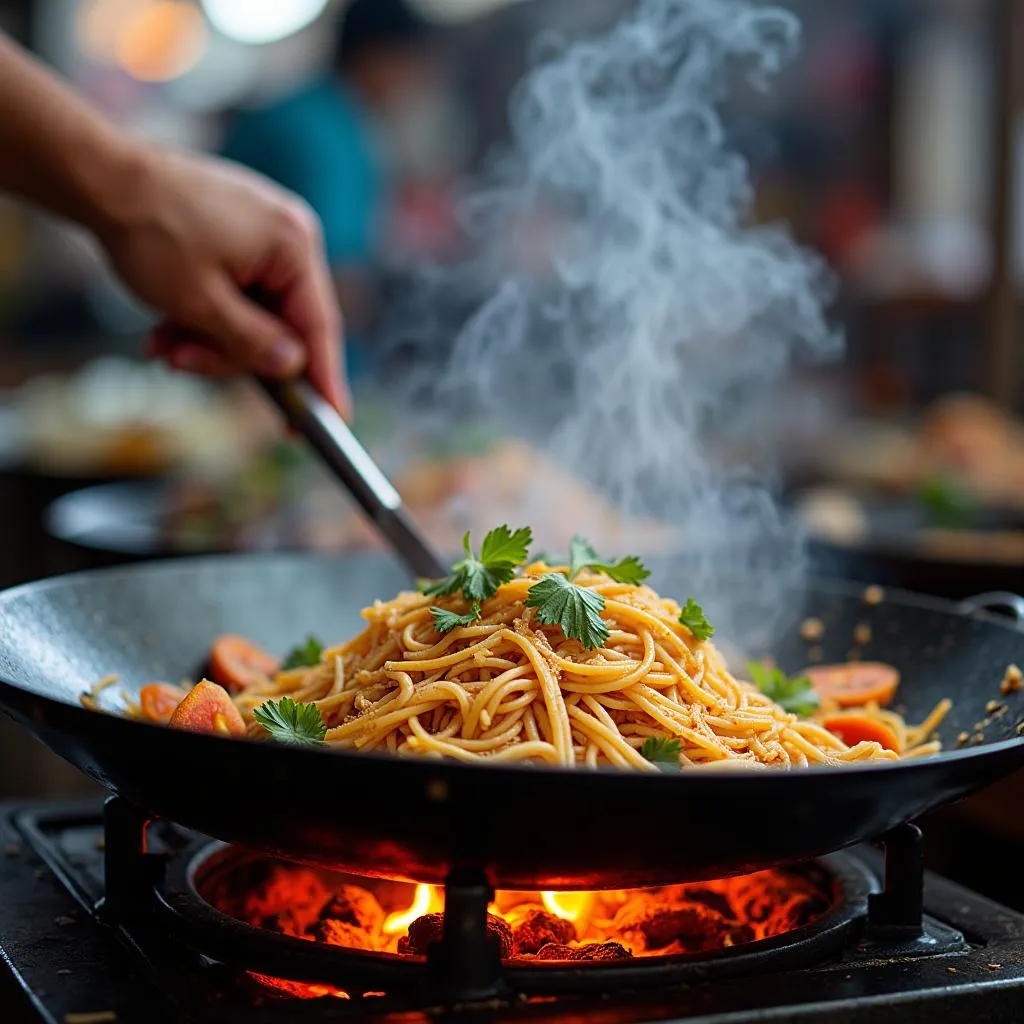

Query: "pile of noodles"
<box><xmin>208</xmin><ymin>563</ymin><xmax>948</xmax><ymax>770</ymax></box>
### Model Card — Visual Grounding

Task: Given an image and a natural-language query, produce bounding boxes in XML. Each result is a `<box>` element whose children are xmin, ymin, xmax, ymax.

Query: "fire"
<box><xmin>383</xmin><ymin>883</ymin><xmax>441</xmax><ymax>935</ymax></box>
<box><xmin>541</xmin><ymin>890</ymin><xmax>595</xmax><ymax>922</ymax></box>
<box><xmin>202</xmin><ymin>854</ymin><xmax>834</xmax><ymax>992</ymax></box>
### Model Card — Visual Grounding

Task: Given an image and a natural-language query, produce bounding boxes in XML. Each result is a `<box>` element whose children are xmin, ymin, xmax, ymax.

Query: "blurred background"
<box><xmin>0</xmin><ymin>0</ymin><xmax>1022</xmax><ymax>899</ymax></box>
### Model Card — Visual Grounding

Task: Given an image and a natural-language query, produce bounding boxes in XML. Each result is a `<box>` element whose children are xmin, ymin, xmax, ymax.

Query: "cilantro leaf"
<box><xmin>525</xmin><ymin>573</ymin><xmax>610</xmax><ymax>650</ymax></box>
<box><xmin>421</xmin><ymin>525</ymin><xmax>533</xmax><ymax>602</ymax></box>
<box><xmin>679</xmin><ymin>598</ymin><xmax>715</xmax><ymax>642</ymax></box>
<box><xmin>568</xmin><ymin>536</ymin><xmax>650</xmax><ymax>585</ymax></box>
<box><xmin>431</xmin><ymin>602</ymin><xmax>482</xmax><ymax>634</ymax></box>
<box><xmin>748</xmin><ymin>662</ymin><xmax>820</xmax><ymax>717</ymax></box>
<box><xmin>918</xmin><ymin>475</ymin><xmax>973</xmax><ymax>529</ymax></box>
<box><xmin>640</xmin><ymin>734</ymin><xmax>682</xmax><ymax>772</ymax></box>
<box><xmin>253</xmin><ymin>697</ymin><xmax>327</xmax><ymax>745</ymax></box>
<box><xmin>480</xmin><ymin>525</ymin><xmax>533</xmax><ymax>566</ymax></box>
<box><xmin>280</xmin><ymin>635</ymin><xmax>324</xmax><ymax>671</ymax></box>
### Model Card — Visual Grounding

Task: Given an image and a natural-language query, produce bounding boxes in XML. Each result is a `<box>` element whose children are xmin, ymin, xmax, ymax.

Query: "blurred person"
<box><xmin>221</xmin><ymin>0</ymin><xmax>438</xmax><ymax>381</ymax></box>
<box><xmin>0</xmin><ymin>33</ymin><xmax>348</xmax><ymax>414</ymax></box>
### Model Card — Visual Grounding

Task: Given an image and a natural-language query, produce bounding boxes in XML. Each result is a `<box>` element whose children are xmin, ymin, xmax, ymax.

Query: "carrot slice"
<box><xmin>821</xmin><ymin>713</ymin><xmax>899</xmax><ymax>752</ymax></box>
<box><xmin>805</xmin><ymin>662</ymin><xmax>900</xmax><ymax>708</ymax></box>
<box><xmin>208</xmin><ymin>635</ymin><xmax>279</xmax><ymax>692</ymax></box>
<box><xmin>168</xmin><ymin>680</ymin><xmax>246</xmax><ymax>737</ymax></box>
<box><xmin>139</xmin><ymin>683</ymin><xmax>186</xmax><ymax>725</ymax></box>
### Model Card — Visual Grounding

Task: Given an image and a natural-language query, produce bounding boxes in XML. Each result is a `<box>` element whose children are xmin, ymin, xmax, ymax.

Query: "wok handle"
<box><xmin>258</xmin><ymin>377</ymin><xmax>448</xmax><ymax>581</ymax></box>
<box><xmin>957</xmin><ymin>591</ymin><xmax>1024</xmax><ymax>625</ymax></box>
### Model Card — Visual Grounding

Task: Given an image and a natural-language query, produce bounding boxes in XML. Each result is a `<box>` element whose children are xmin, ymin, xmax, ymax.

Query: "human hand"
<box><xmin>95</xmin><ymin>146</ymin><xmax>350</xmax><ymax>415</ymax></box>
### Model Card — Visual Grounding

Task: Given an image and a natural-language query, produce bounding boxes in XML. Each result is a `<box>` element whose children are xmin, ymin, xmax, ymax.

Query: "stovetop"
<box><xmin>4</xmin><ymin>800</ymin><xmax>1024</xmax><ymax>1024</ymax></box>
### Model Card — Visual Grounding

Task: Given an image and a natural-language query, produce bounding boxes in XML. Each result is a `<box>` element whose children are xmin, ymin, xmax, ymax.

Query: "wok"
<box><xmin>1</xmin><ymin>552</ymin><xmax>1023</xmax><ymax>889</ymax></box>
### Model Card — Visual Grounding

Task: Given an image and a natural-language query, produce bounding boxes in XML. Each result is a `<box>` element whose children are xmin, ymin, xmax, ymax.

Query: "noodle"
<box><xmin>97</xmin><ymin>563</ymin><xmax>950</xmax><ymax>770</ymax></box>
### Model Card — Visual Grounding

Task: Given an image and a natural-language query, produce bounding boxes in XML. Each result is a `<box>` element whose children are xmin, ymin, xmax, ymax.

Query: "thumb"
<box><xmin>192</xmin><ymin>274</ymin><xmax>307</xmax><ymax>379</ymax></box>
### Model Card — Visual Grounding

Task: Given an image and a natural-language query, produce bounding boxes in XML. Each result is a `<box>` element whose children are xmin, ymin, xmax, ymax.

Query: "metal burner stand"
<box><xmin>90</xmin><ymin>796</ymin><xmax>966</xmax><ymax>1004</ymax></box>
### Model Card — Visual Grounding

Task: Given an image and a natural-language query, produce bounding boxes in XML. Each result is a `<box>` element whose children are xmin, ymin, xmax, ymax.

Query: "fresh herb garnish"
<box><xmin>525</xmin><ymin>573</ymin><xmax>610</xmax><ymax>650</ymax></box>
<box><xmin>748</xmin><ymin>662</ymin><xmax>820</xmax><ymax>717</ymax></box>
<box><xmin>422</xmin><ymin>525</ymin><xmax>533</xmax><ymax>602</ymax></box>
<box><xmin>918</xmin><ymin>475</ymin><xmax>973</xmax><ymax>529</ymax></box>
<box><xmin>431</xmin><ymin>602</ymin><xmax>482</xmax><ymax>634</ymax></box>
<box><xmin>640</xmin><ymin>735</ymin><xmax>682</xmax><ymax>771</ymax></box>
<box><xmin>280</xmin><ymin>636</ymin><xmax>324</xmax><ymax>670</ymax></box>
<box><xmin>568</xmin><ymin>536</ymin><xmax>651</xmax><ymax>585</ymax></box>
<box><xmin>679</xmin><ymin>598</ymin><xmax>715</xmax><ymax>642</ymax></box>
<box><xmin>253</xmin><ymin>697</ymin><xmax>327</xmax><ymax>745</ymax></box>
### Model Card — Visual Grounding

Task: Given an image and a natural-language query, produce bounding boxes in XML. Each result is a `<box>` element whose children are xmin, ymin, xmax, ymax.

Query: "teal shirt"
<box><xmin>222</xmin><ymin>80</ymin><xmax>382</xmax><ymax>268</ymax></box>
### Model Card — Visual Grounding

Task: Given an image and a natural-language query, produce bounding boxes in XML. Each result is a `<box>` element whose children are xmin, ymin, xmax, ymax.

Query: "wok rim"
<box><xmin>2</xmin><ymin>550</ymin><xmax>1023</xmax><ymax>786</ymax></box>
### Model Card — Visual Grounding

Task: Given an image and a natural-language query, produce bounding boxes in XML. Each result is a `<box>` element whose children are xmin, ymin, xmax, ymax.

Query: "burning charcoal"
<box><xmin>612</xmin><ymin>897</ymin><xmax>740</xmax><ymax>952</ymax></box>
<box><xmin>534</xmin><ymin>942</ymin><xmax>632</xmax><ymax>962</ymax></box>
<box><xmin>398</xmin><ymin>913</ymin><xmax>513</xmax><ymax>958</ymax></box>
<box><xmin>317</xmin><ymin>884</ymin><xmax>385</xmax><ymax>934</ymax></box>
<box><xmin>240</xmin><ymin>866</ymin><xmax>330</xmax><ymax>935</ymax></box>
<box><xmin>510</xmin><ymin>907</ymin><xmax>577</xmax><ymax>955</ymax></box>
<box><xmin>310</xmin><ymin>918</ymin><xmax>373</xmax><ymax>950</ymax></box>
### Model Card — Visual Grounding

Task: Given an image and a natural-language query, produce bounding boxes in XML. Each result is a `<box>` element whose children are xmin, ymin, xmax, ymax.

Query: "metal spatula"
<box><xmin>259</xmin><ymin>378</ymin><xmax>447</xmax><ymax>580</ymax></box>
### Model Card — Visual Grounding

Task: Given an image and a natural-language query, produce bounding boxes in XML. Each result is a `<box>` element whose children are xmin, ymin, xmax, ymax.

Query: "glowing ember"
<box><xmin>201</xmin><ymin>853</ymin><xmax>833</xmax><ymax>981</ymax></box>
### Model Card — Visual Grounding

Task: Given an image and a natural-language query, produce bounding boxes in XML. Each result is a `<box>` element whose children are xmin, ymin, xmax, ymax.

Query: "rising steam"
<box><xmin>384</xmin><ymin>0</ymin><xmax>840</xmax><ymax>643</ymax></box>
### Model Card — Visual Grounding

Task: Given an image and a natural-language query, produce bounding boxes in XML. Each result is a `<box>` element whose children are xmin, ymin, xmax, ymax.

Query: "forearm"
<box><xmin>0</xmin><ymin>35</ymin><xmax>142</xmax><ymax>235</ymax></box>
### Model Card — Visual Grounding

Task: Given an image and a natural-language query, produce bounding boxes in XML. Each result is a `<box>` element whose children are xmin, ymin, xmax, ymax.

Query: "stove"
<box><xmin>3</xmin><ymin>798</ymin><xmax>1024</xmax><ymax>1024</ymax></box>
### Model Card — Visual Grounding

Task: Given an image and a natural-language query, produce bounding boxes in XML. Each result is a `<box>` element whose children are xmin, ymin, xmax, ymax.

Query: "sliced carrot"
<box><xmin>208</xmin><ymin>635</ymin><xmax>279</xmax><ymax>692</ymax></box>
<box><xmin>168</xmin><ymin>680</ymin><xmax>246</xmax><ymax>737</ymax></box>
<box><xmin>821</xmin><ymin>713</ymin><xmax>899</xmax><ymax>752</ymax></box>
<box><xmin>139</xmin><ymin>683</ymin><xmax>186</xmax><ymax>725</ymax></box>
<box><xmin>805</xmin><ymin>662</ymin><xmax>900</xmax><ymax>708</ymax></box>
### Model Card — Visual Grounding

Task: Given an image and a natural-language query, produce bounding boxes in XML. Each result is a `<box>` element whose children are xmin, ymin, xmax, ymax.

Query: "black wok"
<box><xmin>1</xmin><ymin>553</ymin><xmax>1023</xmax><ymax>889</ymax></box>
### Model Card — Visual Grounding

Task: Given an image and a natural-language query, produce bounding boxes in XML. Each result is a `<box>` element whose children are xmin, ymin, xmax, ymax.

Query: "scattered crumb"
<box><xmin>946</xmin><ymin>966</ymin><xmax>957</xmax><ymax>974</ymax></box>
<box><xmin>987</xmin><ymin>963</ymin><xmax>1002</xmax><ymax>971</ymax></box>
<box><xmin>972</xmin><ymin>732</ymin><xmax>985</xmax><ymax>744</ymax></box>
<box><xmin>863</xmin><ymin>585</ymin><xmax>885</xmax><ymax>606</ymax></box>
<box><xmin>63</xmin><ymin>1014</ymin><xmax>117</xmax><ymax>1024</ymax></box>
<box><xmin>807</xmin><ymin>646</ymin><xmax>823</xmax><ymax>663</ymax></box>
<box><xmin>986</xmin><ymin>700</ymin><xmax>1003</xmax><ymax>715</ymax></box>
<box><xmin>57</xmin><ymin>969</ymin><xmax>72</xmax><ymax>976</ymax></box>
<box><xmin>1001</xmin><ymin>664</ymin><xmax>1022</xmax><ymax>696</ymax></box>
<box><xmin>54</xmin><ymin>915</ymin><xmax>75</xmax><ymax>927</ymax></box>
<box><xmin>956</xmin><ymin>732</ymin><xmax>970</xmax><ymax>747</ymax></box>
<box><xmin>3</xmin><ymin>843</ymin><xmax>21</xmax><ymax>857</ymax></box>
<box><xmin>1017</xmin><ymin>722</ymin><xmax>1024</xmax><ymax>736</ymax></box>
<box><xmin>800</xmin><ymin>617</ymin><xmax>825</xmax><ymax>641</ymax></box>
<box><xmin>853</xmin><ymin>623</ymin><xmax>872</xmax><ymax>646</ymax></box>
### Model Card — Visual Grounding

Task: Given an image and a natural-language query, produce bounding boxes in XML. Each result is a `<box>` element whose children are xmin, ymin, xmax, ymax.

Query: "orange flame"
<box><xmin>383</xmin><ymin>883</ymin><xmax>441</xmax><ymax>935</ymax></box>
<box><xmin>541</xmin><ymin>890</ymin><xmax>595</xmax><ymax>922</ymax></box>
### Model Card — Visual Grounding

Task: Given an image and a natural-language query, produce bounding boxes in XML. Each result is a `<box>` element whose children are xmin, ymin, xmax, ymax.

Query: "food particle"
<box><xmin>54</xmin><ymin>915</ymin><xmax>76</xmax><ymax>927</ymax></box>
<box><xmin>1017</xmin><ymin>722</ymin><xmax>1024</xmax><ymax>736</ymax></box>
<box><xmin>63</xmin><ymin>1014</ymin><xmax>117</xmax><ymax>1024</ymax></box>
<box><xmin>946</xmin><ymin>966</ymin><xmax>957</xmax><ymax>973</ymax></box>
<box><xmin>987</xmin><ymin>963</ymin><xmax>1002</xmax><ymax>970</ymax></box>
<box><xmin>57</xmin><ymin>969</ymin><xmax>72</xmax><ymax>976</ymax></box>
<box><xmin>853</xmin><ymin>623</ymin><xmax>872</xmax><ymax>646</ymax></box>
<box><xmin>800</xmin><ymin>618</ymin><xmax>825</xmax><ymax>642</ymax></box>
<box><xmin>956</xmin><ymin>732</ymin><xmax>969</xmax><ymax>747</ymax></box>
<box><xmin>972</xmin><ymin>732</ymin><xmax>985</xmax><ymax>744</ymax></box>
<box><xmin>986</xmin><ymin>700</ymin><xmax>1003</xmax><ymax>715</ymax></box>
<box><xmin>1001</xmin><ymin>664</ymin><xmax>1022</xmax><ymax>696</ymax></box>
<box><xmin>862</xmin><ymin>585</ymin><xmax>884</xmax><ymax>606</ymax></box>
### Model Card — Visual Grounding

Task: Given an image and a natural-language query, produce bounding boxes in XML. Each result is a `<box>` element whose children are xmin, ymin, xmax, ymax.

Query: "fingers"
<box><xmin>261</xmin><ymin>205</ymin><xmax>352</xmax><ymax>417</ymax></box>
<box><xmin>182</xmin><ymin>273</ymin><xmax>307</xmax><ymax>380</ymax></box>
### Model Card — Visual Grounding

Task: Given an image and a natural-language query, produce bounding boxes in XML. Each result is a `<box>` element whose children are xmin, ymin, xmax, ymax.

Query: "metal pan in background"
<box><xmin>797</xmin><ymin>488</ymin><xmax>1024</xmax><ymax>601</ymax></box>
<box><xmin>0</xmin><ymin>553</ymin><xmax>1023</xmax><ymax>889</ymax></box>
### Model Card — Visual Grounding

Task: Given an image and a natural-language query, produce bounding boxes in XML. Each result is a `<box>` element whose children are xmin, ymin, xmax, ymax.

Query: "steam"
<box><xmin>384</xmin><ymin>0</ymin><xmax>840</xmax><ymax>644</ymax></box>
